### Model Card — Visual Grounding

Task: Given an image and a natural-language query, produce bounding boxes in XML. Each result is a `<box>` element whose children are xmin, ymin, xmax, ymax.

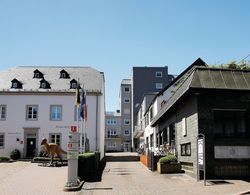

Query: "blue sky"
<box><xmin>0</xmin><ymin>1</ymin><xmax>249</xmax><ymax>111</ymax></box>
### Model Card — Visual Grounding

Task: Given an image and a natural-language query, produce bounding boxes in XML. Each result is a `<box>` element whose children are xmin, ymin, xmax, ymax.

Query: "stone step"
<box><xmin>104</xmin><ymin>155</ymin><xmax>140</xmax><ymax>162</ymax></box>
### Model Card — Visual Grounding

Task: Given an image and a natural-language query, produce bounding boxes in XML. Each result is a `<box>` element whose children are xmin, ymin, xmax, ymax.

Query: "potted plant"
<box><xmin>10</xmin><ymin>149</ymin><xmax>21</xmax><ymax>160</ymax></box>
<box><xmin>157</xmin><ymin>154</ymin><xmax>181</xmax><ymax>174</ymax></box>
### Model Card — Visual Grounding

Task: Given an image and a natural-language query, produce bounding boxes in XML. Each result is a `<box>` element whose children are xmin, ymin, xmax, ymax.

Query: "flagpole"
<box><xmin>83</xmin><ymin>118</ymin><xmax>86</xmax><ymax>153</ymax></box>
<box><xmin>77</xmin><ymin>81</ymin><xmax>80</xmax><ymax>135</ymax></box>
<box><xmin>79</xmin><ymin>118</ymin><xmax>82</xmax><ymax>153</ymax></box>
<box><xmin>79</xmin><ymin>85</ymin><xmax>87</xmax><ymax>154</ymax></box>
<box><xmin>79</xmin><ymin>87</ymin><xmax>83</xmax><ymax>154</ymax></box>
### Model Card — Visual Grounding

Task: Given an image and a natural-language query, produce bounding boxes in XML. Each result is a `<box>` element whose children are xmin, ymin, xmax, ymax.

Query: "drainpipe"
<box><xmin>96</xmin><ymin>95</ymin><xmax>98</xmax><ymax>150</ymax></box>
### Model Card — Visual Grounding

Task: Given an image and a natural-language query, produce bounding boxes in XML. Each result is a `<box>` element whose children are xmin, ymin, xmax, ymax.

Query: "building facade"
<box><xmin>134</xmin><ymin>92</ymin><xmax>157</xmax><ymax>149</ymax></box>
<box><xmin>131</xmin><ymin>66</ymin><xmax>174</xmax><ymax>149</ymax></box>
<box><xmin>150</xmin><ymin>58</ymin><xmax>250</xmax><ymax>179</ymax></box>
<box><xmin>0</xmin><ymin>66</ymin><xmax>105</xmax><ymax>159</ymax></box>
<box><xmin>120</xmin><ymin>79</ymin><xmax>132</xmax><ymax>151</ymax></box>
<box><xmin>105</xmin><ymin>111</ymin><xmax>122</xmax><ymax>152</ymax></box>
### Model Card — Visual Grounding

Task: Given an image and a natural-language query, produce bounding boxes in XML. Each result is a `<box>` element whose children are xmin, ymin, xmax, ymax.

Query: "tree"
<box><xmin>209</xmin><ymin>60</ymin><xmax>250</xmax><ymax>70</ymax></box>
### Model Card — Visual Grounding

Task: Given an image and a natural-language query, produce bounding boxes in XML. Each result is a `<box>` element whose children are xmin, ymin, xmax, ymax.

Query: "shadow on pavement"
<box><xmin>104</xmin><ymin>155</ymin><xmax>140</xmax><ymax>162</ymax></box>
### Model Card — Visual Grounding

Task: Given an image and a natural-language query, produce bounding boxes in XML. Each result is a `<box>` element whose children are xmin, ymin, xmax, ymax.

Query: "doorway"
<box><xmin>26</xmin><ymin>138</ymin><xmax>36</xmax><ymax>158</ymax></box>
<box><xmin>24</xmin><ymin>128</ymin><xmax>38</xmax><ymax>158</ymax></box>
<box><xmin>123</xmin><ymin>142</ymin><xmax>130</xmax><ymax>152</ymax></box>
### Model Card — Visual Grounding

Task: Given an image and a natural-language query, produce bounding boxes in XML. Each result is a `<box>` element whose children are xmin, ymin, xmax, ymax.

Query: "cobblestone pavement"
<box><xmin>0</xmin><ymin>156</ymin><xmax>249</xmax><ymax>195</ymax></box>
<box><xmin>80</xmin><ymin>161</ymin><xmax>250</xmax><ymax>195</ymax></box>
<box><xmin>0</xmin><ymin>161</ymin><xmax>80</xmax><ymax>195</ymax></box>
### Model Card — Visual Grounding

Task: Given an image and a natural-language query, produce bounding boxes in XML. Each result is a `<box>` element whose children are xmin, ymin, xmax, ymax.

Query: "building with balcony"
<box><xmin>105</xmin><ymin>111</ymin><xmax>122</xmax><ymax>152</ymax></box>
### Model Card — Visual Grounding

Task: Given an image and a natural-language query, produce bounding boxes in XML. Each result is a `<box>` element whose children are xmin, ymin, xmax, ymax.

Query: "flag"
<box><xmin>75</xmin><ymin>84</ymin><xmax>80</xmax><ymax>106</ymax></box>
<box><xmin>79</xmin><ymin>88</ymin><xmax>87</xmax><ymax>120</ymax></box>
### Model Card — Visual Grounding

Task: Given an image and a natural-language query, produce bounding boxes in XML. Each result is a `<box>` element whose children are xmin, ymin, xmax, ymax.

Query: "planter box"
<box><xmin>140</xmin><ymin>154</ymin><xmax>148</xmax><ymax>167</ymax></box>
<box><xmin>157</xmin><ymin>162</ymin><xmax>181</xmax><ymax>174</ymax></box>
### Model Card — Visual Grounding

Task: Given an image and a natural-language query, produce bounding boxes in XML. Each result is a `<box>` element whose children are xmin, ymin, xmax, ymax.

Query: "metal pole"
<box><xmin>83</xmin><ymin>118</ymin><xmax>86</xmax><ymax>153</ymax></box>
<box><xmin>197</xmin><ymin>133</ymin><xmax>206</xmax><ymax>186</ymax></box>
<box><xmin>203</xmin><ymin>134</ymin><xmax>206</xmax><ymax>186</ymax></box>
<box><xmin>196</xmin><ymin>136</ymin><xmax>199</xmax><ymax>182</ymax></box>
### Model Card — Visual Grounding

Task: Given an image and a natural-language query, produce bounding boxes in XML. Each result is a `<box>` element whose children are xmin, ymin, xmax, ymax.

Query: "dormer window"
<box><xmin>40</xmin><ymin>79</ymin><xmax>51</xmax><ymax>89</ymax></box>
<box><xmin>41</xmin><ymin>82</ymin><xmax>46</xmax><ymax>88</ymax></box>
<box><xmin>60</xmin><ymin>69</ymin><xmax>70</xmax><ymax>79</ymax></box>
<box><xmin>11</xmin><ymin>79</ymin><xmax>22</xmax><ymax>89</ymax></box>
<box><xmin>13</xmin><ymin>82</ymin><xmax>17</xmax><ymax>88</ymax></box>
<box><xmin>33</xmin><ymin>69</ymin><xmax>44</xmax><ymax>79</ymax></box>
<box><xmin>70</xmin><ymin>79</ymin><xmax>78</xmax><ymax>89</ymax></box>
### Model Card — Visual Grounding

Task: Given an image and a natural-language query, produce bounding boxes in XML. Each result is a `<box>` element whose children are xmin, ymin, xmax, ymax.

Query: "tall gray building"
<box><xmin>105</xmin><ymin>79</ymin><xmax>132</xmax><ymax>152</ymax></box>
<box><xmin>120</xmin><ymin>79</ymin><xmax>132</xmax><ymax>151</ymax></box>
<box><xmin>131</xmin><ymin>66</ymin><xmax>174</xmax><ymax>149</ymax></box>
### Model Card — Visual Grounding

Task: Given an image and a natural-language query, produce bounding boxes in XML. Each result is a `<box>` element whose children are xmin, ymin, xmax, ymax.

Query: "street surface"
<box><xmin>0</xmin><ymin>153</ymin><xmax>249</xmax><ymax>195</ymax></box>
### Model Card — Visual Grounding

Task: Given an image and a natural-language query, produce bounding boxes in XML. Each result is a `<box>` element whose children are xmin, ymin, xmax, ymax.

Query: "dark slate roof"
<box><xmin>190</xmin><ymin>68</ymin><xmax>250</xmax><ymax>90</ymax></box>
<box><xmin>151</xmin><ymin>67</ymin><xmax>250</xmax><ymax>126</ymax></box>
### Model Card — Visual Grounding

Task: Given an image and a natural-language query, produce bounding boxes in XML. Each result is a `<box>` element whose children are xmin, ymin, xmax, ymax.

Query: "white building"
<box><xmin>0</xmin><ymin>66</ymin><xmax>105</xmax><ymax>159</ymax></box>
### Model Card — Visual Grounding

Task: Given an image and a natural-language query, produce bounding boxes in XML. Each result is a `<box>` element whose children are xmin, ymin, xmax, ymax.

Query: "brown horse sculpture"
<box><xmin>40</xmin><ymin>138</ymin><xmax>67</xmax><ymax>165</ymax></box>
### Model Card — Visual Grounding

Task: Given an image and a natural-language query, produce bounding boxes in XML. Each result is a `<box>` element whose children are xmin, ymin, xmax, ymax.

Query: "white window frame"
<box><xmin>50</xmin><ymin>105</ymin><xmax>62</xmax><ymax>121</ymax></box>
<box><xmin>26</xmin><ymin>105</ymin><xmax>38</xmax><ymax>120</ymax></box>
<box><xmin>0</xmin><ymin>133</ymin><xmax>4</xmax><ymax>149</ymax></box>
<box><xmin>107</xmin><ymin>129</ymin><xmax>117</xmax><ymax>138</ymax></box>
<box><xmin>49</xmin><ymin>133</ymin><xmax>61</xmax><ymax>146</ymax></box>
<box><xmin>41</xmin><ymin>82</ymin><xmax>47</xmax><ymax>89</ymax></box>
<box><xmin>124</xmin><ymin>119</ymin><xmax>130</xmax><ymax>125</ymax></box>
<box><xmin>124</xmin><ymin>97</ymin><xmax>130</xmax><ymax>103</ymax></box>
<box><xmin>61</xmin><ymin>73</ymin><xmax>66</xmax><ymax>78</ymax></box>
<box><xmin>124</xmin><ymin>130</ymin><xmax>130</xmax><ymax>136</ymax></box>
<box><xmin>0</xmin><ymin>105</ymin><xmax>7</xmax><ymax>120</ymax></box>
<box><xmin>12</xmin><ymin>82</ymin><xmax>18</xmax><ymax>88</ymax></box>
<box><xmin>124</xmin><ymin>87</ymin><xmax>130</xmax><ymax>93</ymax></box>
<box><xmin>156</xmin><ymin>83</ymin><xmax>163</xmax><ymax>89</ymax></box>
<box><xmin>106</xmin><ymin>119</ymin><xmax>117</xmax><ymax>125</ymax></box>
<box><xmin>71</xmin><ymin>82</ymin><xmax>77</xmax><ymax>89</ymax></box>
<box><xmin>182</xmin><ymin>117</ymin><xmax>187</xmax><ymax>136</ymax></box>
<box><xmin>156</xmin><ymin>71</ymin><xmax>163</xmax><ymax>78</ymax></box>
<box><xmin>35</xmin><ymin>73</ymin><xmax>40</xmax><ymax>78</ymax></box>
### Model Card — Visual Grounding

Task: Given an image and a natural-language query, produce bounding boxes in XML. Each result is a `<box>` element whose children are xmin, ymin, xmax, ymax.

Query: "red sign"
<box><xmin>68</xmin><ymin>143</ymin><xmax>73</xmax><ymax>148</ymax></box>
<box><xmin>71</xmin><ymin>126</ymin><xmax>77</xmax><ymax>132</ymax></box>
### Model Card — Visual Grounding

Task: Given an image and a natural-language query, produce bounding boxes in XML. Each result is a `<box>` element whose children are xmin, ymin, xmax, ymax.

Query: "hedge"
<box><xmin>78</xmin><ymin>152</ymin><xmax>100</xmax><ymax>181</ymax></box>
<box><xmin>0</xmin><ymin>157</ymin><xmax>10</xmax><ymax>162</ymax></box>
<box><xmin>33</xmin><ymin>157</ymin><xmax>67</xmax><ymax>162</ymax></box>
<box><xmin>159</xmin><ymin>155</ymin><xmax>177</xmax><ymax>164</ymax></box>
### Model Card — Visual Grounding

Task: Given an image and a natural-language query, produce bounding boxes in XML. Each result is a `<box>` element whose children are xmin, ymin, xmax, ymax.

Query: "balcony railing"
<box><xmin>105</xmin><ymin>135</ymin><xmax>120</xmax><ymax>138</ymax></box>
<box><xmin>134</xmin><ymin>125</ymin><xmax>144</xmax><ymax>138</ymax></box>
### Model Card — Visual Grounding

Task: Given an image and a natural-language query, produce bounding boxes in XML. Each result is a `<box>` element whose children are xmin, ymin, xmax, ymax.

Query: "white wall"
<box><xmin>0</xmin><ymin>93</ymin><xmax>104</xmax><ymax>158</ymax></box>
